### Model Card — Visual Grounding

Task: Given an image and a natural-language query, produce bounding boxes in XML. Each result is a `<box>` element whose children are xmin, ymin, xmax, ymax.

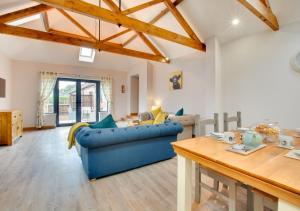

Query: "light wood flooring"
<box><xmin>0</xmin><ymin>127</ymin><xmax>248</xmax><ymax>211</ymax></box>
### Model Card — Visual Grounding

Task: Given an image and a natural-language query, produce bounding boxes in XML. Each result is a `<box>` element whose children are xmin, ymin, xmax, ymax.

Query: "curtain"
<box><xmin>36</xmin><ymin>72</ymin><xmax>57</xmax><ymax>128</ymax></box>
<box><xmin>100</xmin><ymin>76</ymin><xmax>113</xmax><ymax>115</ymax></box>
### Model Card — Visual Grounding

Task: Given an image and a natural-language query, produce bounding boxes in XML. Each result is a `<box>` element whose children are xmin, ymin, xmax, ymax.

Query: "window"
<box><xmin>79</xmin><ymin>47</ymin><xmax>96</xmax><ymax>63</ymax></box>
<box><xmin>100</xmin><ymin>85</ymin><xmax>108</xmax><ymax>112</ymax></box>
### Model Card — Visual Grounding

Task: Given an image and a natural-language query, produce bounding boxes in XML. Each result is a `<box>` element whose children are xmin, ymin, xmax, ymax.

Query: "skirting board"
<box><xmin>24</xmin><ymin>126</ymin><xmax>56</xmax><ymax>131</ymax></box>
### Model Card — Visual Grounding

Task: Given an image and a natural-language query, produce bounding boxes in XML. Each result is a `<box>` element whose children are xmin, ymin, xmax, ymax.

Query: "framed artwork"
<box><xmin>169</xmin><ymin>71</ymin><xmax>182</xmax><ymax>90</ymax></box>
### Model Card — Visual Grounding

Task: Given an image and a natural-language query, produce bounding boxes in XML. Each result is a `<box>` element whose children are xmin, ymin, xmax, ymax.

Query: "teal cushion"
<box><xmin>90</xmin><ymin>114</ymin><xmax>117</xmax><ymax>129</ymax></box>
<box><xmin>175</xmin><ymin>108</ymin><xmax>184</xmax><ymax>116</ymax></box>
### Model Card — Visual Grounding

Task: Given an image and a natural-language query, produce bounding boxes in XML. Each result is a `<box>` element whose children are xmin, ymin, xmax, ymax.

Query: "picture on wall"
<box><xmin>169</xmin><ymin>71</ymin><xmax>182</xmax><ymax>90</ymax></box>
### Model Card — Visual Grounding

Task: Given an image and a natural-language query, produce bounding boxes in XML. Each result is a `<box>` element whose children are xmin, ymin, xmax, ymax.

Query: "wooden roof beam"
<box><xmin>164</xmin><ymin>0</ymin><xmax>203</xmax><ymax>45</ymax></box>
<box><xmin>237</xmin><ymin>0</ymin><xmax>279</xmax><ymax>31</ymax></box>
<box><xmin>0</xmin><ymin>4</ymin><xmax>52</xmax><ymax>23</ymax></box>
<box><xmin>123</xmin><ymin>34</ymin><xmax>138</xmax><ymax>46</ymax></box>
<box><xmin>48</xmin><ymin>28</ymin><xmax>94</xmax><ymax>42</ymax></box>
<box><xmin>123</xmin><ymin>0</ymin><xmax>185</xmax><ymax>47</ymax></box>
<box><xmin>122</xmin><ymin>0</ymin><xmax>164</xmax><ymax>15</ymax></box>
<box><xmin>103</xmin><ymin>0</ymin><xmax>185</xmax><ymax>47</ymax></box>
<box><xmin>57</xmin><ymin>9</ymin><xmax>97</xmax><ymax>41</ymax></box>
<box><xmin>101</xmin><ymin>0</ymin><xmax>163</xmax><ymax>56</ymax></box>
<box><xmin>34</xmin><ymin>0</ymin><xmax>204</xmax><ymax>51</ymax></box>
<box><xmin>0</xmin><ymin>23</ymin><xmax>169</xmax><ymax>63</ymax></box>
<box><xmin>102</xmin><ymin>0</ymin><xmax>120</xmax><ymax>12</ymax></box>
<box><xmin>101</xmin><ymin>28</ymin><xmax>131</xmax><ymax>42</ymax></box>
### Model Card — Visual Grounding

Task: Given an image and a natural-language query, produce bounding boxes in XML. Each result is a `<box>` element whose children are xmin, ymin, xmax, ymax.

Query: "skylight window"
<box><xmin>8</xmin><ymin>14</ymin><xmax>41</xmax><ymax>26</ymax></box>
<box><xmin>79</xmin><ymin>47</ymin><xmax>96</xmax><ymax>63</ymax></box>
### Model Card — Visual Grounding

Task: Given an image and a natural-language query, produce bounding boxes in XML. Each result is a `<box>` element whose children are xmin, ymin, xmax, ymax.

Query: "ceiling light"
<box><xmin>232</xmin><ymin>18</ymin><xmax>240</xmax><ymax>26</ymax></box>
<box><xmin>79</xmin><ymin>47</ymin><xmax>96</xmax><ymax>63</ymax></box>
<box><xmin>8</xmin><ymin>14</ymin><xmax>41</xmax><ymax>26</ymax></box>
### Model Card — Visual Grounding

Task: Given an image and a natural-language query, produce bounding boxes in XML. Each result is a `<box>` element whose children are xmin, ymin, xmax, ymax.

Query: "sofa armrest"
<box><xmin>76</xmin><ymin>122</ymin><xmax>183</xmax><ymax>149</ymax></box>
<box><xmin>168</xmin><ymin>114</ymin><xmax>196</xmax><ymax>126</ymax></box>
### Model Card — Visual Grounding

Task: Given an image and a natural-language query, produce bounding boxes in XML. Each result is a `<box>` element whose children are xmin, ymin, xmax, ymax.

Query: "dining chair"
<box><xmin>253</xmin><ymin>189</ymin><xmax>278</xmax><ymax>211</ymax></box>
<box><xmin>194</xmin><ymin>113</ymin><xmax>219</xmax><ymax>202</ymax></box>
<box><xmin>195</xmin><ymin>113</ymin><xmax>239</xmax><ymax>211</ymax></box>
<box><xmin>223</xmin><ymin>111</ymin><xmax>242</xmax><ymax>132</ymax></box>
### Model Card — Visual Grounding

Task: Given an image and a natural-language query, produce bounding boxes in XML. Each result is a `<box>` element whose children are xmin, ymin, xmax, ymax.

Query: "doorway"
<box><xmin>130</xmin><ymin>75</ymin><xmax>139</xmax><ymax>115</ymax></box>
<box><xmin>54</xmin><ymin>78</ymin><xmax>100</xmax><ymax>126</ymax></box>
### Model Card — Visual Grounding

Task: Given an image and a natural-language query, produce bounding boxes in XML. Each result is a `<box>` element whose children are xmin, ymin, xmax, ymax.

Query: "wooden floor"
<box><xmin>0</xmin><ymin>127</ymin><xmax>248</xmax><ymax>211</ymax></box>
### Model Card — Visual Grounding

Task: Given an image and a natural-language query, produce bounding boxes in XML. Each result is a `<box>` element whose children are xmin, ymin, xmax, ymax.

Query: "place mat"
<box><xmin>226</xmin><ymin>144</ymin><xmax>266</xmax><ymax>155</ymax></box>
<box><xmin>277</xmin><ymin>144</ymin><xmax>294</xmax><ymax>150</ymax></box>
<box><xmin>285</xmin><ymin>150</ymin><xmax>300</xmax><ymax>161</ymax></box>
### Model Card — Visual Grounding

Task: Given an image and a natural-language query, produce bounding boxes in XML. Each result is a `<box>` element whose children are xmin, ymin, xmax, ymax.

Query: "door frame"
<box><xmin>54</xmin><ymin>77</ymin><xmax>100</xmax><ymax>127</ymax></box>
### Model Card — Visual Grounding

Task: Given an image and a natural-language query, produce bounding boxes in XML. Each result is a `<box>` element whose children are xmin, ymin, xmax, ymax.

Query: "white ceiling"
<box><xmin>0</xmin><ymin>0</ymin><xmax>299</xmax><ymax>71</ymax></box>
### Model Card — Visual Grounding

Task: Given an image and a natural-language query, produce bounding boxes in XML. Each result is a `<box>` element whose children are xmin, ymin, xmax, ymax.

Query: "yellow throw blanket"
<box><xmin>67</xmin><ymin>122</ymin><xmax>89</xmax><ymax>149</ymax></box>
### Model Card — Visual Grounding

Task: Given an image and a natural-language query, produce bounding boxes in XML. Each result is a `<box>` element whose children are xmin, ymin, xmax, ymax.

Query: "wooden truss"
<box><xmin>237</xmin><ymin>0</ymin><xmax>279</xmax><ymax>31</ymax></box>
<box><xmin>0</xmin><ymin>0</ymin><xmax>279</xmax><ymax>62</ymax></box>
<box><xmin>0</xmin><ymin>0</ymin><xmax>205</xmax><ymax>63</ymax></box>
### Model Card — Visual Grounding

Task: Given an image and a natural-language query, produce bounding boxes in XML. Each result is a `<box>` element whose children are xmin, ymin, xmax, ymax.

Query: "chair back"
<box><xmin>223</xmin><ymin>111</ymin><xmax>241</xmax><ymax>132</ymax></box>
<box><xmin>195</xmin><ymin>113</ymin><xmax>219</xmax><ymax>136</ymax></box>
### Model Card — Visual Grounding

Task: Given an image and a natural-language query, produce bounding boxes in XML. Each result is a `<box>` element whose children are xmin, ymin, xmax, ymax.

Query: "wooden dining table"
<box><xmin>172</xmin><ymin>131</ymin><xmax>300</xmax><ymax>211</ymax></box>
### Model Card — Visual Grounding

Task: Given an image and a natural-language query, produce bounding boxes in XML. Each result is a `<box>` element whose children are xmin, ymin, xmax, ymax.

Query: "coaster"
<box><xmin>277</xmin><ymin>144</ymin><xmax>294</xmax><ymax>150</ymax></box>
<box><xmin>285</xmin><ymin>150</ymin><xmax>300</xmax><ymax>161</ymax></box>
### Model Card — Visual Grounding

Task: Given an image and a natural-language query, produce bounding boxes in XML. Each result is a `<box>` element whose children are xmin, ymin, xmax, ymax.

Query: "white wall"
<box><xmin>130</xmin><ymin>75</ymin><xmax>139</xmax><ymax>114</ymax></box>
<box><xmin>222</xmin><ymin>21</ymin><xmax>300</xmax><ymax>128</ymax></box>
<box><xmin>0</xmin><ymin>53</ymin><xmax>12</xmax><ymax>110</ymax></box>
<box><xmin>127</xmin><ymin>61</ymin><xmax>153</xmax><ymax>113</ymax></box>
<box><xmin>11</xmin><ymin>60</ymin><xmax>128</xmax><ymax>127</ymax></box>
<box><xmin>150</xmin><ymin>37</ymin><xmax>222</xmax><ymax>118</ymax></box>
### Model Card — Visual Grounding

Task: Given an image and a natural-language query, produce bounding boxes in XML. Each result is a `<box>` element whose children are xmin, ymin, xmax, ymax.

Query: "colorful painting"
<box><xmin>169</xmin><ymin>71</ymin><xmax>182</xmax><ymax>90</ymax></box>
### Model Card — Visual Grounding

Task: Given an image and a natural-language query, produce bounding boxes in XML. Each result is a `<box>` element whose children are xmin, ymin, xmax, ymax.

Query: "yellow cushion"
<box><xmin>153</xmin><ymin>112</ymin><xmax>166</xmax><ymax>125</ymax></box>
<box><xmin>140</xmin><ymin>120</ymin><xmax>154</xmax><ymax>125</ymax></box>
<box><xmin>151</xmin><ymin>106</ymin><xmax>162</xmax><ymax>118</ymax></box>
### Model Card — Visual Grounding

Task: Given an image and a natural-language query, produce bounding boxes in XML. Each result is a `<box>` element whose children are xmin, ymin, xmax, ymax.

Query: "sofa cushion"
<box><xmin>151</xmin><ymin>106</ymin><xmax>161</xmax><ymax>118</ymax></box>
<box><xmin>153</xmin><ymin>112</ymin><xmax>166</xmax><ymax>125</ymax></box>
<box><xmin>168</xmin><ymin>114</ymin><xmax>196</xmax><ymax>126</ymax></box>
<box><xmin>89</xmin><ymin>114</ymin><xmax>117</xmax><ymax>129</ymax></box>
<box><xmin>175</xmin><ymin>108</ymin><xmax>184</xmax><ymax>116</ymax></box>
<box><xmin>138</xmin><ymin>112</ymin><xmax>154</xmax><ymax>122</ymax></box>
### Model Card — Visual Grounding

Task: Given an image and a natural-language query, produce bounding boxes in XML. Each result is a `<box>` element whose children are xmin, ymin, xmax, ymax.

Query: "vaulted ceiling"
<box><xmin>0</xmin><ymin>0</ymin><xmax>299</xmax><ymax>70</ymax></box>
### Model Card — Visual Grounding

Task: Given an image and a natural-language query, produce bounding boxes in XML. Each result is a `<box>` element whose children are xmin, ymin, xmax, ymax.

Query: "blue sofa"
<box><xmin>75</xmin><ymin>122</ymin><xmax>183</xmax><ymax>179</ymax></box>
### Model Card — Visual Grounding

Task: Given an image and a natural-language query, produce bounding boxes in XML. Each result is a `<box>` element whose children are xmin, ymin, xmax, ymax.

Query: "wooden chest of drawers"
<box><xmin>0</xmin><ymin>110</ymin><xmax>23</xmax><ymax>145</ymax></box>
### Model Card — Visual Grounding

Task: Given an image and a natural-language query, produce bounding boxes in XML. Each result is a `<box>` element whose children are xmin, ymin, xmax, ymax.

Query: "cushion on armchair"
<box><xmin>175</xmin><ymin>108</ymin><xmax>184</xmax><ymax>116</ymax></box>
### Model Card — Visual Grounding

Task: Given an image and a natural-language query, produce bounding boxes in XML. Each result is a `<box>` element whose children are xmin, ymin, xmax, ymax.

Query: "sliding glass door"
<box><xmin>54</xmin><ymin>78</ymin><xmax>100</xmax><ymax>126</ymax></box>
<box><xmin>81</xmin><ymin>81</ymin><xmax>97</xmax><ymax>123</ymax></box>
